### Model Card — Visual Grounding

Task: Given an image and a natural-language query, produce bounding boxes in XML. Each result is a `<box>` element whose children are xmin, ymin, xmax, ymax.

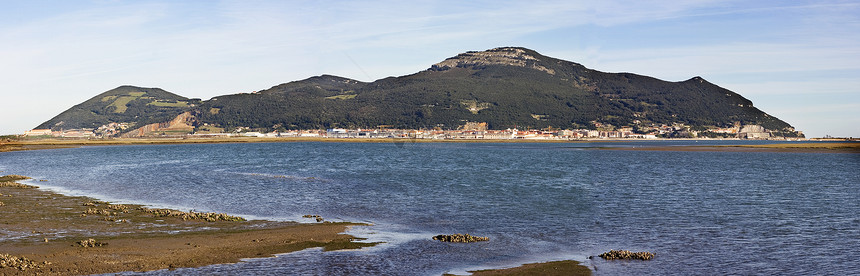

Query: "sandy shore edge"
<box><xmin>0</xmin><ymin>175</ymin><xmax>375</xmax><ymax>275</ymax></box>
<box><xmin>4</xmin><ymin>138</ymin><xmax>857</xmax><ymax>155</ymax></box>
<box><xmin>445</xmin><ymin>260</ymin><xmax>591</xmax><ymax>276</ymax></box>
<box><xmin>600</xmin><ymin>142</ymin><xmax>860</xmax><ymax>153</ymax></box>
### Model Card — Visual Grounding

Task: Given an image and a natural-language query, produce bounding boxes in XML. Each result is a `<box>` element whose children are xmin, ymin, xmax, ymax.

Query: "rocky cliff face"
<box><xmin>431</xmin><ymin>47</ymin><xmax>556</xmax><ymax>75</ymax></box>
<box><xmin>121</xmin><ymin>111</ymin><xmax>196</xmax><ymax>138</ymax></box>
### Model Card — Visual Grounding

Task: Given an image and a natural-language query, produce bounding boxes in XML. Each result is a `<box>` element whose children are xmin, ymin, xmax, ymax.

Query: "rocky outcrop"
<box><xmin>303</xmin><ymin>214</ymin><xmax>325</xmax><ymax>222</ymax></box>
<box><xmin>0</xmin><ymin>175</ymin><xmax>35</xmax><ymax>188</ymax></box>
<box><xmin>598</xmin><ymin>249</ymin><xmax>655</xmax><ymax>260</ymax></box>
<box><xmin>432</xmin><ymin>233</ymin><xmax>490</xmax><ymax>243</ymax></box>
<box><xmin>431</xmin><ymin>47</ymin><xmax>555</xmax><ymax>75</ymax></box>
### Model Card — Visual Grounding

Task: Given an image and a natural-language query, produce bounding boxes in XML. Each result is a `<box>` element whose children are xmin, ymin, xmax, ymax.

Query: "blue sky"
<box><xmin>1</xmin><ymin>0</ymin><xmax>858</xmax><ymax>137</ymax></box>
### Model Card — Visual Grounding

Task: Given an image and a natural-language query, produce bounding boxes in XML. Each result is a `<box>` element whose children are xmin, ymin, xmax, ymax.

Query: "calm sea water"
<box><xmin>1</xmin><ymin>141</ymin><xmax>858</xmax><ymax>275</ymax></box>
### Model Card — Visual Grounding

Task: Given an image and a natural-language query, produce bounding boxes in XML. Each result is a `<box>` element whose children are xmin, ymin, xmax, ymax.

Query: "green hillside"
<box><xmin>198</xmin><ymin>47</ymin><xmax>799</xmax><ymax>136</ymax></box>
<box><xmin>36</xmin><ymin>86</ymin><xmax>195</xmax><ymax>130</ymax></box>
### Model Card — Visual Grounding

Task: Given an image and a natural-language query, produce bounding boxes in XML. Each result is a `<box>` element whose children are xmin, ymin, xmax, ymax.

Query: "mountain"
<box><xmin>36</xmin><ymin>85</ymin><xmax>196</xmax><ymax>130</ymax></box>
<box><xmin>36</xmin><ymin>47</ymin><xmax>803</xmax><ymax>137</ymax></box>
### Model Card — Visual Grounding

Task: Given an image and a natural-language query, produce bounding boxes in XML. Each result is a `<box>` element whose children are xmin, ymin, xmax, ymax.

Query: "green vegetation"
<box><xmin>195</xmin><ymin>125</ymin><xmax>225</xmax><ymax>133</ymax></box>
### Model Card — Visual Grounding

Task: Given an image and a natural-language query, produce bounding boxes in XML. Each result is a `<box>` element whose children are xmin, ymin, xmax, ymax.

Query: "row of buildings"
<box><xmin>24</xmin><ymin>123</ymin><xmax>789</xmax><ymax>140</ymax></box>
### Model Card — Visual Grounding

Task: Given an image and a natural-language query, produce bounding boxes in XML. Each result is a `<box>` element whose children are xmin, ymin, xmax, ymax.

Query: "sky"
<box><xmin>1</xmin><ymin>0</ymin><xmax>858</xmax><ymax>138</ymax></box>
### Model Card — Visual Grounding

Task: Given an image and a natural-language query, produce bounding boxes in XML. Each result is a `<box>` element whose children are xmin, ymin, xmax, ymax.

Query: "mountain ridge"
<box><xmin>34</xmin><ymin>47</ymin><xmax>803</xmax><ymax>138</ymax></box>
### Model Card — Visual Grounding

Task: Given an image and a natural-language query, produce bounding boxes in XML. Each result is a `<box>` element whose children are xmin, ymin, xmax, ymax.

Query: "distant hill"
<box><xmin>36</xmin><ymin>47</ymin><xmax>803</xmax><ymax>137</ymax></box>
<box><xmin>36</xmin><ymin>86</ymin><xmax>196</xmax><ymax>130</ymax></box>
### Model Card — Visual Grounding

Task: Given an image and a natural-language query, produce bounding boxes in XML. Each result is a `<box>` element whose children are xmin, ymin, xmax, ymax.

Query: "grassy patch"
<box><xmin>101</xmin><ymin>96</ymin><xmax>118</xmax><ymax>102</ymax></box>
<box><xmin>209</xmin><ymin>108</ymin><xmax>221</xmax><ymax>114</ymax></box>
<box><xmin>325</xmin><ymin>94</ymin><xmax>357</xmax><ymax>100</ymax></box>
<box><xmin>196</xmin><ymin>125</ymin><xmax>225</xmax><ymax>133</ymax></box>
<box><xmin>127</xmin><ymin>92</ymin><xmax>146</xmax><ymax>97</ymax></box>
<box><xmin>108</xmin><ymin>96</ymin><xmax>139</xmax><ymax>113</ymax></box>
<box><xmin>148</xmin><ymin>100</ymin><xmax>189</xmax><ymax>108</ymax></box>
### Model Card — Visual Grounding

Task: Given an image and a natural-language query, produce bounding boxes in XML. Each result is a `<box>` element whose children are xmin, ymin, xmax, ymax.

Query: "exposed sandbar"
<box><xmin>602</xmin><ymin>142</ymin><xmax>860</xmax><ymax>153</ymax></box>
<box><xmin>451</xmin><ymin>260</ymin><xmax>591</xmax><ymax>276</ymax></box>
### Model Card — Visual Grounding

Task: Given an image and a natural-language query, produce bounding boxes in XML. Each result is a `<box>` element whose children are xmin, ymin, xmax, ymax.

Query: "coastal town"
<box><xmin>21</xmin><ymin>121</ymin><xmax>804</xmax><ymax>141</ymax></box>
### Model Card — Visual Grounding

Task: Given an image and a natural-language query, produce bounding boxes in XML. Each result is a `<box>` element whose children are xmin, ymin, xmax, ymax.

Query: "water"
<box><xmin>1</xmin><ymin>141</ymin><xmax>858</xmax><ymax>275</ymax></box>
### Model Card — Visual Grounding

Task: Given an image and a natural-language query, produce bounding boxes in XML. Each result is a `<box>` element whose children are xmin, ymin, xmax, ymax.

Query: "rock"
<box><xmin>0</xmin><ymin>181</ymin><xmax>36</xmax><ymax>188</ymax></box>
<box><xmin>432</xmin><ymin>233</ymin><xmax>490</xmax><ymax>243</ymax></box>
<box><xmin>598</xmin><ymin>249</ymin><xmax>655</xmax><ymax>260</ymax></box>
<box><xmin>303</xmin><ymin>215</ymin><xmax>324</xmax><ymax>222</ymax></box>
<box><xmin>77</xmin><ymin>238</ymin><xmax>107</xmax><ymax>248</ymax></box>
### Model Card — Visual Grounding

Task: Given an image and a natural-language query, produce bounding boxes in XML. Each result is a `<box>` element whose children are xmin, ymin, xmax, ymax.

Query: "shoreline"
<box><xmin>3</xmin><ymin>137</ymin><xmax>857</xmax><ymax>154</ymax></box>
<box><xmin>0</xmin><ymin>175</ymin><xmax>375</xmax><ymax>275</ymax></box>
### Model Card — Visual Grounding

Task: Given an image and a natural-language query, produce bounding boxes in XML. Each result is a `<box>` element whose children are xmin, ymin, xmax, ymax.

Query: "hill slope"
<box><xmin>36</xmin><ymin>86</ymin><xmax>195</xmax><ymax>130</ymax></box>
<box><xmin>199</xmin><ymin>47</ymin><xmax>799</xmax><ymax>136</ymax></box>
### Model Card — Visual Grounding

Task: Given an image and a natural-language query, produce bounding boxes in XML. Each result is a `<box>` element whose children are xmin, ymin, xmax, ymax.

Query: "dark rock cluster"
<box><xmin>598</xmin><ymin>249</ymin><xmax>655</xmax><ymax>260</ymax></box>
<box><xmin>432</xmin><ymin>234</ymin><xmax>490</xmax><ymax>243</ymax></box>
<box><xmin>142</xmin><ymin>208</ymin><xmax>246</xmax><ymax>222</ymax></box>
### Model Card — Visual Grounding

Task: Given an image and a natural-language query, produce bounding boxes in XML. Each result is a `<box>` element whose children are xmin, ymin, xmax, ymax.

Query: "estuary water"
<box><xmin>1</xmin><ymin>141</ymin><xmax>858</xmax><ymax>275</ymax></box>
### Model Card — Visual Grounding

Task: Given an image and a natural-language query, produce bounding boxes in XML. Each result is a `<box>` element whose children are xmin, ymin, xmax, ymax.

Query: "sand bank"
<box><xmin>603</xmin><ymin>142</ymin><xmax>860</xmax><ymax>153</ymax></box>
<box><xmin>447</xmin><ymin>260</ymin><xmax>591</xmax><ymax>276</ymax></box>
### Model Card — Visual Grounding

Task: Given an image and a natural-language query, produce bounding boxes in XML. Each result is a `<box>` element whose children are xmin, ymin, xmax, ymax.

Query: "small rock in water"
<box><xmin>432</xmin><ymin>233</ymin><xmax>490</xmax><ymax>243</ymax></box>
<box><xmin>303</xmin><ymin>214</ymin><xmax>324</xmax><ymax>222</ymax></box>
<box><xmin>598</xmin><ymin>249</ymin><xmax>655</xmax><ymax>260</ymax></box>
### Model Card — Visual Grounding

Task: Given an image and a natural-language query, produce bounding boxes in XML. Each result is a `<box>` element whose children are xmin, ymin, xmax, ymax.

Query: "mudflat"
<box><xmin>0</xmin><ymin>175</ymin><xmax>372</xmax><ymax>275</ymax></box>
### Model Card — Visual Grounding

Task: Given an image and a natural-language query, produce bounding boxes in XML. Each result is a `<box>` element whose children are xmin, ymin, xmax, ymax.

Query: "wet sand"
<box><xmin>465</xmin><ymin>260</ymin><xmax>591</xmax><ymax>276</ymax></box>
<box><xmin>0</xmin><ymin>175</ymin><xmax>373</xmax><ymax>275</ymax></box>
